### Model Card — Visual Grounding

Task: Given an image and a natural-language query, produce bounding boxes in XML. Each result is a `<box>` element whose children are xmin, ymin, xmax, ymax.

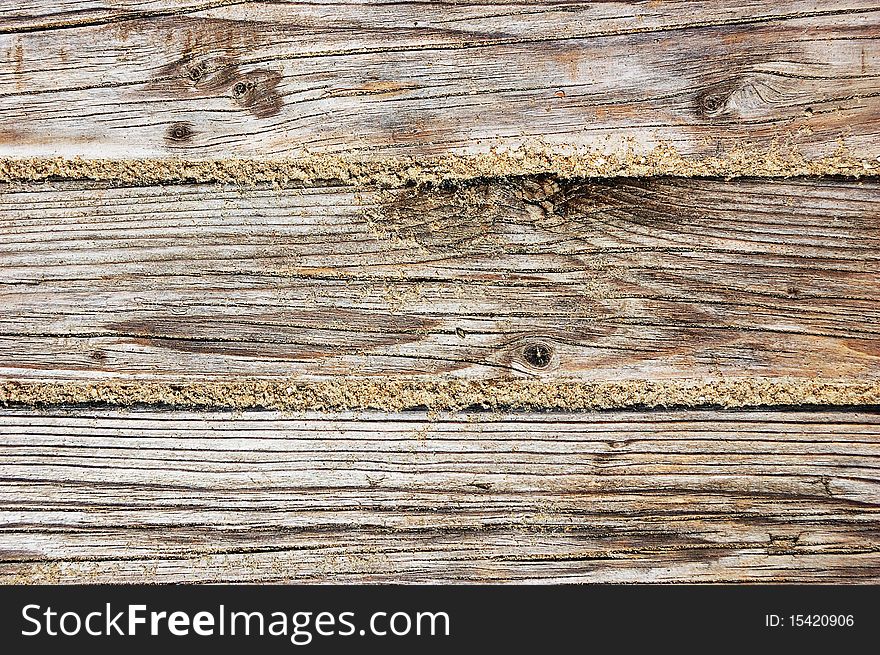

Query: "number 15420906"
<box><xmin>765</xmin><ymin>614</ymin><xmax>854</xmax><ymax>628</ymax></box>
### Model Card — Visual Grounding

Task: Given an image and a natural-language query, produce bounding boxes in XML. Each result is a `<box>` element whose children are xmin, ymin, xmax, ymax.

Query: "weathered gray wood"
<box><xmin>1</xmin><ymin>407</ymin><xmax>877</xmax><ymax>583</ymax></box>
<box><xmin>2</xmin><ymin>2</ymin><xmax>879</xmax><ymax>587</ymax></box>
<box><xmin>1</xmin><ymin>177</ymin><xmax>879</xmax><ymax>384</ymax></box>
<box><xmin>0</xmin><ymin>1</ymin><xmax>878</xmax><ymax>161</ymax></box>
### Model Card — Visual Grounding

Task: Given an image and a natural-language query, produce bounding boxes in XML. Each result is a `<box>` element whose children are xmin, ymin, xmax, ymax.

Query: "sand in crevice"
<box><xmin>3</xmin><ymin>378</ymin><xmax>879</xmax><ymax>412</ymax></box>
<box><xmin>1</xmin><ymin>141</ymin><xmax>878</xmax><ymax>188</ymax></box>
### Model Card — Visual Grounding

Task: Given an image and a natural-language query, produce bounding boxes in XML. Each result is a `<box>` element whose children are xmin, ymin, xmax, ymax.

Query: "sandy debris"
<box><xmin>2</xmin><ymin>378</ymin><xmax>879</xmax><ymax>412</ymax></box>
<box><xmin>1</xmin><ymin>141</ymin><xmax>878</xmax><ymax>188</ymax></box>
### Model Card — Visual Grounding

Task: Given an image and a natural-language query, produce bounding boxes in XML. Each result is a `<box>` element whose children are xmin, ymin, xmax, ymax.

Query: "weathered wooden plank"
<box><xmin>1</xmin><ymin>177</ymin><xmax>878</xmax><ymax>394</ymax></box>
<box><xmin>0</xmin><ymin>1</ymin><xmax>879</xmax><ymax>164</ymax></box>
<box><xmin>1</xmin><ymin>407</ymin><xmax>877</xmax><ymax>583</ymax></box>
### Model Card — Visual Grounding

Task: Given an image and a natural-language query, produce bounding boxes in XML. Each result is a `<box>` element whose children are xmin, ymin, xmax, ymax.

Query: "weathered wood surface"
<box><xmin>1</xmin><ymin>407</ymin><xmax>878</xmax><ymax>583</ymax></box>
<box><xmin>0</xmin><ymin>1</ymin><xmax>879</xmax><ymax>160</ymax></box>
<box><xmin>2</xmin><ymin>1</ymin><xmax>879</xmax><ymax>587</ymax></box>
<box><xmin>1</xmin><ymin>177</ymin><xmax>879</xmax><ymax>383</ymax></box>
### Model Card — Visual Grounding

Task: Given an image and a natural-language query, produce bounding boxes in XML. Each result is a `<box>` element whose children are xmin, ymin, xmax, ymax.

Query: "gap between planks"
<box><xmin>4</xmin><ymin>378</ymin><xmax>880</xmax><ymax>413</ymax></box>
<box><xmin>1</xmin><ymin>143</ymin><xmax>880</xmax><ymax>188</ymax></box>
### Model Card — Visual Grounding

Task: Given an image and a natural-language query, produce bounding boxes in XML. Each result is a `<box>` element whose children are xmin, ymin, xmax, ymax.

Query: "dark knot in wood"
<box><xmin>695</xmin><ymin>79</ymin><xmax>740</xmax><ymax>119</ymax></box>
<box><xmin>522</xmin><ymin>342</ymin><xmax>554</xmax><ymax>369</ymax></box>
<box><xmin>187</xmin><ymin>63</ymin><xmax>207</xmax><ymax>84</ymax></box>
<box><xmin>165</xmin><ymin>122</ymin><xmax>195</xmax><ymax>144</ymax></box>
<box><xmin>701</xmin><ymin>93</ymin><xmax>726</xmax><ymax>113</ymax></box>
<box><xmin>230</xmin><ymin>72</ymin><xmax>284</xmax><ymax>117</ymax></box>
<box><xmin>232</xmin><ymin>81</ymin><xmax>250</xmax><ymax>99</ymax></box>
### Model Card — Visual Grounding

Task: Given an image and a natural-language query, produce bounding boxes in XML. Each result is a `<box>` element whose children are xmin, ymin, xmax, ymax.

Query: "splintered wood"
<box><xmin>1</xmin><ymin>1</ymin><xmax>879</xmax><ymax>583</ymax></box>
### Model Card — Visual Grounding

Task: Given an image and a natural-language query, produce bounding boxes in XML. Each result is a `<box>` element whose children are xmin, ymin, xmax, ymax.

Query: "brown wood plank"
<box><xmin>1</xmin><ymin>407</ymin><xmax>877</xmax><ymax>583</ymax></box>
<box><xmin>0</xmin><ymin>177</ymin><xmax>878</xmax><ymax>395</ymax></box>
<box><xmin>0</xmin><ymin>1</ymin><xmax>878</xmax><ymax>164</ymax></box>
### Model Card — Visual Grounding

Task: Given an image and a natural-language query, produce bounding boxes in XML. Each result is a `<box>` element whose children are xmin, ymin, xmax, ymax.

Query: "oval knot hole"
<box><xmin>694</xmin><ymin>78</ymin><xmax>741</xmax><ymax>119</ymax></box>
<box><xmin>522</xmin><ymin>342</ymin><xmax>554</xmax><ymax>369</ymax></box>
<box><xmin>187</xmin><ymin>63</ymin><xmax>207</xmax><ymax>84</ymax></box>
<box><xmin>701</xmin><ymin>93</ymin><xmax>726</xmax><ymax>113</ymax></box>
<box><xmin>232</xmin><ymin>81</ymin><xmax>250</xmax><ymax>99</ymax></box>
<box><xmin>166</xmin><ymin>122</ymin><xmax>194</xmax><ymax>143</ymax></box>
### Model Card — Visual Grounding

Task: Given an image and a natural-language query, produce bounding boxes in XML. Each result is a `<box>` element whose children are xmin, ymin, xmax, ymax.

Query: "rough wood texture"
<box><xmin>1</xmin><ymin>177</ymin><xmax>879</xmax><ymax>385</ymax></box>
<box><xmin>1</xmin><ymin>407</ymin><xmax>878</xmax><ymax>583</ymax></box>
<box><xmin>3</xmin><ymin>2</ymin><xmax>880</xmax><ymax>587</ymax></box>
<box><xmin>1</xmin><ymin>1</ymin><xmax>879</xmax><ymax>161</ymax></box>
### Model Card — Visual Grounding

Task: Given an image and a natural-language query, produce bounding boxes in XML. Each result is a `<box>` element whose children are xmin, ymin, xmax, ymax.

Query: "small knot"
<box><xmin>695</xmin><ymin>79</ymin><xmax>739</xmax><ymax>119</ymax></box>
<box><xmin>165</xmin><ymin>122</ymin><xmax>195</xmax><ymax>143</ymax></box>
<box><xmin>701</xmin><ymin>93</ymin><xmax>726</xmax><ymax>113</ymax></box>
<box><xmin>522</xmin><ymin>342</ymin><xmax>554</xmax><ymax>369</ymax></box>
<box><xmin>228</xmin><ymin>70</ymin><xmax>283</xmax><ymax>117</ymax></box>
<box><xmin>187</xmin><ymin>63</ymin><xmax>207</xmax><ymax>84</ymax></box>
<box><xmin>232</xmin><ymin>81</ymin><xmax>251</xmax><ymax>99</ymax></box>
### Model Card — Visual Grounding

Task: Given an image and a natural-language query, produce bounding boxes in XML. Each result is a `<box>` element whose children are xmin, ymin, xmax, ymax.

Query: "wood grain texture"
<box><xmin>1</xmin><ymin>407</ymin><xmax>878</xmax><ymax>583</ymax></box>
<box><xmin>0</xmin><ymin>1</ymin><xmax>879</xmax><ymax>160</ymax></box>
<box><xmin>1</xmin><ymin>177</ymin><xmax>879</xmax><ymax>384</ymax></box>
<box><xmin>2</xmin><ymin>2</ymin><xmax>879</xmax><ymax>587</ymax></box>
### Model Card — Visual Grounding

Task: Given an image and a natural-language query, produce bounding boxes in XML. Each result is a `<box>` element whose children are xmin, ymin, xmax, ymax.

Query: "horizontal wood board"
<box><xmin>2</xmin><ymin>407</ymin><xmax>878</xmax><ymax>583</ymax></box>
<box><xmin>0</xmin><ymin>1</ymin><xmax>878</xmax><ymax>160</ymax></box>
<box><xmin>1</xmin><ymin>177</ymin><xmax>879</xmax><ymax>383</ymax></box>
